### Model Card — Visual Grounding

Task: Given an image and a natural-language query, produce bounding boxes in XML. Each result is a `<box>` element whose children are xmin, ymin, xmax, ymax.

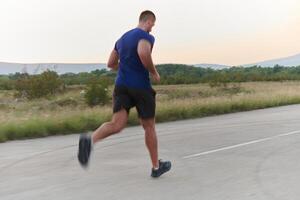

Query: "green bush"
<box><xmin>0</xmin><ymin>79</ymin><xmax>14</xmax><ymax>90</ymax></box>
<box><xmin>84</xmin><ymin>78</ymin><xmax>109</xmax><ymax>107</ymax></box>
<box><xmin>14</xmin><ymin>70</ymin><xmax>63</xmax><ymax>99</ymax></box>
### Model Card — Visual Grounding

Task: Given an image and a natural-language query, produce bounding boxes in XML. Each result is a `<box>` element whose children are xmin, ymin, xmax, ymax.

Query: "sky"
<box><xmin>0</xmin><ymin>0</ymin><xmax>299</xmax><ymax>66</ymax></box>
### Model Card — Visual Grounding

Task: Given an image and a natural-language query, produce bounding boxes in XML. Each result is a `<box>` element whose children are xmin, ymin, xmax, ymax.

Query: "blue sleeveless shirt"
<box><xmin>114</xmin><ymin>27</ymin><xmax>155</xmax><ymax>89</ymax></box>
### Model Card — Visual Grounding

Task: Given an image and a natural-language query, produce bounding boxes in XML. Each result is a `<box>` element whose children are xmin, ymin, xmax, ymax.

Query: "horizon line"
<box><xmin>0</xmin><ymin>52</ymin><xmax>300</xmax><ymax>66</ymax></box>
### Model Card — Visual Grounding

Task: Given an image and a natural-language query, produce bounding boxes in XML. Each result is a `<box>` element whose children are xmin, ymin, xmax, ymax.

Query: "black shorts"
<box><xmin>112</xmin><ymin>84</ymin><xmax>157</xmax><ymax>119</ymax></box>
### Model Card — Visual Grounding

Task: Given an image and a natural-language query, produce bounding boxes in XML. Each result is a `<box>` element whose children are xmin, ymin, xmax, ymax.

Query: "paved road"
<box><xmin>1</xmin><ymin>105</ymin><xmax>300</xmax><ymax>200</ymax></box>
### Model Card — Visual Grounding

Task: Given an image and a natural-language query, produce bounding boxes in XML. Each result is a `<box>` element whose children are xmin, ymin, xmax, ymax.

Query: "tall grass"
<box><xmin>1</xmin><ymin>81</ymin><xmax>300</xmax><ymax>142</ymax></box>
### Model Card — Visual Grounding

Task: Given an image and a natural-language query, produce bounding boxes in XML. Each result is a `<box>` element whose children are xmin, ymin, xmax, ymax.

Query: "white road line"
<box><xmin>183</xmin><ymin>130</ymin><xmax>300</xmax><ymax>159</ymax></box>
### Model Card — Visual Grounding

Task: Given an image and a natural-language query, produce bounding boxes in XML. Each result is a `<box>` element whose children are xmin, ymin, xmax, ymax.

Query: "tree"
<box><xmin>15</xmin><ymin>70</ymin><xmax>63</xmax><ymax>99</ymax></box>
<box><xmin>84</xmin><ymin>77</ymin><xmax>110</xmax><ymax>107</ymax></box>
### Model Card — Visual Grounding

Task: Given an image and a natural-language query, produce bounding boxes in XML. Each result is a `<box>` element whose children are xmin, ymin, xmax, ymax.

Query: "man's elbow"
<box><xmin>107</xmin><ymin>61</ymin><xmax>116</xmax><ymax>69</ymax></box>
<box><xmin>107</xmin><ymin>63</ymin><xmax>119</xmax><ymax>71</ymax></box>
<box><xmin>107</xmin><ymin>63</ymin><xmax>114</xmax><ymax>69</ymax></box>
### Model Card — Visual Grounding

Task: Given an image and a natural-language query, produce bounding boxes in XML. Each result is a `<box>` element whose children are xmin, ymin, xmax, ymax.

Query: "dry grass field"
<box><xmin>1</xmin><ymin>81</ymin><xmax>300</xmax><ymax>142</ymax></box>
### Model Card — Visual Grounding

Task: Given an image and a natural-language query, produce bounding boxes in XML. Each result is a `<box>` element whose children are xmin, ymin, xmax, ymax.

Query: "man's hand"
<box><xmin>151</xmin><ymin>71</ymin><xmax>160</xmax><ymax>83</ymax></box>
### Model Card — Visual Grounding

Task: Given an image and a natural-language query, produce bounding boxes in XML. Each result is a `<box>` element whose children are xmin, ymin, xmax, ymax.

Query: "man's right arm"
<box><xmin>137</xmin><ymin>39</ymin><xmax>160</xmax><ymax>82</ymax></box>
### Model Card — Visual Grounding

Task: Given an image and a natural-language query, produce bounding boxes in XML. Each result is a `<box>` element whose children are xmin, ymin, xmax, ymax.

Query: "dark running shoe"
<box><xmin>77</xmin><ymin>134</ymin><xmax>92</xmax><ymax>167</ymax></box>
<box><xmin>151</xmin><ymin>159</ymin><xmax>172</xmax><ymax>178</ymax></box>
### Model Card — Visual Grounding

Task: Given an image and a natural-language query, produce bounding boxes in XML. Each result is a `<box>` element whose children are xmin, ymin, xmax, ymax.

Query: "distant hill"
<box><xmin>244</xmin><ymin>53</ymin><xmax>300</xmax><ymax>67</ymax></box>
<box><xmin>193</xmin><ymin>63</ymin><xmax>230</xmax><ymax>70</ymax></box>
<box><xmin>194</xmin><ymin>53</ymin><xmax>300</xmax><ymax>68</ymax></box>
<box><xmin>1</xmin><ymin>52</ymin><xmax>300</xmax><ymax>75</ymax></box>
<box><xmin>0</xmin><ymin>62</ymin><xmax>106</xmax><ymax>75</ymax></box>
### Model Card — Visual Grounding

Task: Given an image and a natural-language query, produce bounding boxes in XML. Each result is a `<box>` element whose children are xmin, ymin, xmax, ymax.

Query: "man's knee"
<box><xmin>111</xmin><ymin>108</ymin><xmax>128</xmax><ymax>133</ymax></box>
<box><xmin>140</xmin><ymin>118</ymin><xmax>155</xmax><ymax>132</ymax></box>
<box><xmin>143</xmin><ymin>125</ymin><xmax>155</xmax><ymax>132</ymax></box>
<box><xmin>110</xmin><ymin>120</ymin><xmax>126</xmax><ymax>133</ymax></box>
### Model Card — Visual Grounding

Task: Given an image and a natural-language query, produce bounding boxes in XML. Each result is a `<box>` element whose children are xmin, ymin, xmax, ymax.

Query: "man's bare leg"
<box><xmin>78</xmin><ymin>108</ymin><xmax>129</xmax><ymax>166</ymax></box>
<box><xmin>92</xmin><ymin>108</ymin><xmax>128</xmax><ymax>144</ymax></box>
<box><xmin>140</xmin><ymin>117</ymin><xmax>159</xmax><ymax>169</ymax></box>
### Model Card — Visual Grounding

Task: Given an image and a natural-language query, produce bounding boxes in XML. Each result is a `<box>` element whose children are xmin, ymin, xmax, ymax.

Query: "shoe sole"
<box><xmin>78</xmin><ymin>136</ymin><xmax>90</xmax><ymax>167</ymax></box>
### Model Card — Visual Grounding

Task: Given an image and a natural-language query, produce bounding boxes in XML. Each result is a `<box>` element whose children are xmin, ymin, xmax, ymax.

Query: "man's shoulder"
<box><xmin>148</xmin><ymin>34</ymin><xmax>155</xmax><ymax>42</ymax></box>
<box><xmin>123</xmin><ymin>28</ymin><xmax>139</xmax><ymax>36</ymax></box>
<box><xmin>119</xmin><ymin>28</ymin><xmax>136</xmax><ymax>39</ymax></box>
<box><xmin>119</xmin><ymin>28</ymin><xmax>155</xmax><ymax>45</ymax></box>
<box><xmin>137</xmin><ymin>30</ymin><xmax>155</xmax><ymax>44</ymax></box>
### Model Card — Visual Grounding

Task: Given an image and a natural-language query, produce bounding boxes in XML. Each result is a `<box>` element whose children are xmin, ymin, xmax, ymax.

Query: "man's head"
<box><xmin>138</xmin><ymin>10</ymin><xmax>156</xmax><ymax>33</ymax></box>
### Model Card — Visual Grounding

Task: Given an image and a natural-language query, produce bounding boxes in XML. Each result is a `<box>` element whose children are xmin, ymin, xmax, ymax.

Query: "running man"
<box><xmin>77</xmin><ymin>10</ymin><xmax>171</xmax><ymax>178</ymax></box>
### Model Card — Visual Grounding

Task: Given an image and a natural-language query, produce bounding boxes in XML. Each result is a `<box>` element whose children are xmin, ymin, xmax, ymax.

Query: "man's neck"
<box><xmin>137</xmin><ymin>25</ymin><xmax>148</xmax><ymax>33</ymax></box>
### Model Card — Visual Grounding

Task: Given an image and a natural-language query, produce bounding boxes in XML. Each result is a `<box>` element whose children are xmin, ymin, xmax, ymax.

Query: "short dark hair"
<box><xmin>139</xmin><ymin>10</ymin><xmax>156</xmax><ymax>22</ymax></box>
